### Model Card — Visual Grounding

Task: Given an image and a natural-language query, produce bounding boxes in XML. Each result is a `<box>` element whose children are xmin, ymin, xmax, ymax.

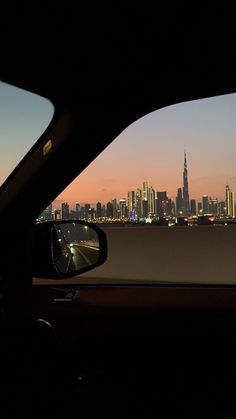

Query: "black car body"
<box><xmin>0</xmin><ymin>5</ymin><xmax>236</xmax><ymax>418</ymax></box>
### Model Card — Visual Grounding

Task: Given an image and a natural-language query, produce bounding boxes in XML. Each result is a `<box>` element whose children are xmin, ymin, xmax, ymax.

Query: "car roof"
<box><xmin>1</xmin><ymin>5</ymin><xmax>235</xmax><ymax>109</ymax></box>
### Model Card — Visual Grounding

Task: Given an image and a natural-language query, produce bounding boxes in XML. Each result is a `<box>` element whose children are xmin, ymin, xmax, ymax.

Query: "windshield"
<box><xmin>0</xmin><ymin>81</ymin><xmax>54</xmax><ymax>187</ymax></box>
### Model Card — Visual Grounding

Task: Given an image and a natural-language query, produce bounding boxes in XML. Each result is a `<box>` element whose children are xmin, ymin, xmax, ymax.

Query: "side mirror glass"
<box><xmin>32</xmin><ymin>220</ymin><xmax>107</xmax><ymax>279</ymax></box>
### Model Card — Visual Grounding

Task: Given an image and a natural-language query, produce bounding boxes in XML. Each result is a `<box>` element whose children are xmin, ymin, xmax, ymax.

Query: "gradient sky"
<box><xmin>0</xmin><ymin>81</ymin><xmax>54</xmax><ymax>185</ymax></box>
<box><xmin>1</xmin><ymin>80</ymin><xmax>236</xmax><ymax>210</ymax></box>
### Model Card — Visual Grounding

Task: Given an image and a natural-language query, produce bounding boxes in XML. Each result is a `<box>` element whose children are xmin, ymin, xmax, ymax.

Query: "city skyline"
<box><xmin>53</xmin><ymin>151</ymin><xmax>235</xmax><ymax>212</ymax></box>
<box><xmin>43</xmin><ymin>152</ymin><xmax>235</xmax><ymax>222</ymax></box>
<box><xmin>1</xmin><ymin>81</ymin><xmax>236</xmax><ymax>207</ymax></box>
<box><xmin>55</xmin><ymin>93</ymin><xmax>236</xmax><ymax>208</ymax></box>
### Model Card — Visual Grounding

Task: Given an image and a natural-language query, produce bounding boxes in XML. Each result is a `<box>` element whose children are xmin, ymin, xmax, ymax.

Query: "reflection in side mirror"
<box><xmin>52</xmin><ymin>223</ymin><xmax>101</xmax><ymax>276</ymax></box>
<box><xmin>32</xmin><ymin>220</ymin><xmax>107</xmax><ymax>279</ymax></box>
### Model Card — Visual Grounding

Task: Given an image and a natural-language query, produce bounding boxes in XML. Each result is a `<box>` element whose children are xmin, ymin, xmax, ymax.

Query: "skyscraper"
<box><xmin>106</xmin><ymin>201</ymin><xmax>113</xmax><ymax>218</ymax></box>
<box><xmin>176</xmin><ymin>187</ymin><xmax>183</xmax><ymax>215</ymax></box>
<box><xmin>142</xmin><ymin>181</ymin><xmax>148</xmax><ymax>217</ymax></box>
<box><xmin>182</xmin><ymin>152</ymin><xmax>190</xmax><ymax>215</ymax></box>
<box><xmin>112</xmin><ymin>199</ymin><xmax>118</xmax><ymax>218</ymax></box>
<box><xmin>75</xmin><ymin>202</ymin><xmax>81</xmax><ymax>218</ymax></box>
<box><xmin>208</xmin><ymin>197</ymin><xmax>219</xmax><ymax>216</ymax></box>
<box><xmin>96</xmin><ymin>202</ymin><xmax>102</xmax><ymax>218</ymax></box>
<box><xmin>61</xmin><ymin>202</ymin><xmax>69</xmax><ymax>219</ymax></box>
<box><xmin>190</xmin><ymin>199</ymin><xmax>196</xmax><ymax>215</ymax></box>
<box><xmin>128</xmin><ymin>191</ymin><xmax>136</xmax><ymax>212</ymax></box>
<box><xmin>226</xmin><ymin>185</ymin><xmax>235</xmax><ymax>218</ymax></box>
<box><xmin>136</xmin><ymin>189</ymin><xmax>142</xmax><ymax>218</ymax></box>
<box><xmin>202</xmin><ymin>195</ymin><xmax>209</xmax><ymax>214</ymax></box>
<box><xmin>148</xmin><ymin>186</ymin><xmax>156</xmax><ymax>215</ymax></box>
<box><xmin>119</xmin><ymin>199</ymin><xmax>127</xmax><ymax>218</ymax></box>
<box><xmin>142</xmin><ymin>181</ymin><xmax>148</xmax><ymax>201</ymax></box>
<box><xmin>156</xmin><ymin>192</ymin><xmax>169</xmax><ymax>217</ymax></box>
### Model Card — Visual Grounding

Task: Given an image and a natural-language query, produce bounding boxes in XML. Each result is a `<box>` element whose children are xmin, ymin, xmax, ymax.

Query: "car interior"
<box><xmin>1</xmin><ymin>5</ymin><xmax>236</xmax><ymax>419</ymax></box>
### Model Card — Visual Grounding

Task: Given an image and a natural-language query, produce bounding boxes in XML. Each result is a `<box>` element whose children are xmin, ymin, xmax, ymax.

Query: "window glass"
<box><xmin>0</xmin><ymin>81</ymin><xmax>54</xmax><ymax>187</ymax></box>
<box><xmin>36</xmin><ymin>93</ymin><xmax>236</xmax><ymax>285</ymax></box>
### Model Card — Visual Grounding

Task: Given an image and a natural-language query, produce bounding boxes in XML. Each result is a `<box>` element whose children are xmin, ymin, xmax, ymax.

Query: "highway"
<box><xmin>69</xmin><ymin>243</ymin><xmax>99</xmax><ymax>271</ymax></box>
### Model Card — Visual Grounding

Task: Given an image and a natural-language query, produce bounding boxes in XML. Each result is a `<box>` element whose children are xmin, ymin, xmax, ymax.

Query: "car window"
<box><xmin>0</xmin><ymin>81</ymin><xmax>54</xmax><ymax>187</ymax></box>
<box><xmin>36</xmin><ymin>93</ymin><xmax>236</xmax><ymax>285</ymax></box>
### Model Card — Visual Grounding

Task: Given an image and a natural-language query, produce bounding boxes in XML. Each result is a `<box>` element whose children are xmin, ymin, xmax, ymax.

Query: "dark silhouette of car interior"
<box><xmin>1</xmin><ymin>5</ymin><xmax>236</xmax><ymax>418</ymax></box>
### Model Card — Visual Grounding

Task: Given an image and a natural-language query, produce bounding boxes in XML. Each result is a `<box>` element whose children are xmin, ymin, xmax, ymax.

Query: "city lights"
<box><xmin>38</xmin><ymin>152</ymin><xmax>236</xmax><ymax>226</ymax></box>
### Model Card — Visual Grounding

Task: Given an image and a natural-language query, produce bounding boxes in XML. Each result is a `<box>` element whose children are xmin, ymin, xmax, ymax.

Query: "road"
<box><xmin>70</xmin><ymin>243</ymin><xmax>99</xmax><ymax>271</ymax></box>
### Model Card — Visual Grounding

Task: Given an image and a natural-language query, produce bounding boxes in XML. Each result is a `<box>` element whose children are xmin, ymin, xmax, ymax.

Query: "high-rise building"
<box><xmin>112</xmin><ymin>199</ymin><xmax>118</xmax><ymax>218</ymax></box>
<box><xmin>80</xmin><ymin>206</ymin><xmax>85</xmax><ymax>219</ymax></box>
<box><xmin>142</xmin><ymin>182</ymin><xmax>149</xmax><ymax>217</ymax></box>
<box><xmin>171</xmin><ymin>201</ymin><xmax>176</xmax><ymax>216</ymax></box>
<box><xmin>176</xmin><ymin>187</ymin><xmax>183</xmax><ymax>215</ymax></box>
<box><xmin>106</xmin><ymin>201</ymin><xmax>113</xmax><ymax>218</ymax></box>
<box><xmin>75</xmin><ymin>202</ymin><xmax>81</xmax><ymax>219</ymax></box>
<box><xmin>54</xmin><ymin>209</ymin><xmax>61</xmax><ymax>220</ymax></box>
<box><xmin>119</xmin><ymin>199</ymin><xmax>126</xmax><ymax>218</ymax></box>
<box><xmin>142</xmin><ymin>181</ymin><xmax>148</xmax><ymax>201</ymax></box>
<box><xmin>148</xmin><ymin>186</ymin><xmax>156</xmax><ymax>215</ymax></box>
<box><xmin>208</xmin><ymin>197</ymin><xmax>219</xmax><ymax>216</ymax></box>
<box><xmin>156</xmin><ymin>192</ymin><xmax>169</xmax><ymax>217</ymax></box>
<box><xmin>202</xmin><ymin>195</ymin><xmax>209</xmax><ymax>214</ymax></box>
<box><xmin>84</xmin><ymin>204</ymin><xmax>91</xmax><ymax>220</ymax></box>
<box><xmin>142</xmin><ymin>199</ymin><xmax>148</xmax><ymax>218</ymax></box>
<box><xmin>197</xmin><ymin>202</ymin><xmax>202</xmax><ymax>215</ymax></box>
<box><xmin>136</xmin><ymin>189</ymin><xmax>142</xmax><ymax>218</ymax></box>
<box><xmin>190</xmin><ymin>199</ymin><xmax>196</xmax><ymax>215</ymax></box>
<box><xmin>96</xmin><ymin>202</ymin><xmax>102</xmax><ymax>218</ymax></box>
<box><xmin>128</xmin><ymin>191</ymin><xmax>136</xmax><ymax>212</ymax></box>
<box><xmin>219</xmin><ymin>201</ymin><xmax>226</xmax><ymax>218</ymax></box>
<box><xmin>61</xmin><ymin>202</ymin><xmax>69</xmax><ymax>219</ymax></box>
<box><xmin>226</xmin><ymin>185</ymin><xmax>235</xmax><ymax>218</ymax></box>
<box><xmin>182</xmin><ymin>152</ymin><xmax>190</xmax><ymax>214</ymax></box>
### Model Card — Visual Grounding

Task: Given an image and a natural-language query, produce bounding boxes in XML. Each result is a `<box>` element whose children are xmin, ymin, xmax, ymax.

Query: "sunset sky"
<box><xmin>1</xmin><ymin>81</ymin><xmax>236</xmax><ymax>210</ymax></box>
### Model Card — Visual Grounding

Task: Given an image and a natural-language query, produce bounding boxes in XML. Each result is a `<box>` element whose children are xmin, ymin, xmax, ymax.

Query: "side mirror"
<box><xmin>32</xmin><ymin>220</ymin><xmax>107</xmax><ymax>279</ymax></box>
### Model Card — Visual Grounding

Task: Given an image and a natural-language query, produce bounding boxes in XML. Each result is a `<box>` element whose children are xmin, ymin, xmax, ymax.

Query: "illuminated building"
<box><xmin>96</xmin><ymin>202</ymin><xmax>102</xmax><ymax>218</ymax></box>
<box><xmin>142</xmin><ymin>182</ymin><xmax>148</xmax><ymax>217</ymax></box>
<box><xmin>54</xmin><ymin>209</ymin><xmax>61</xmax><ymax>220</ymax></box>
<box><xmin>148</xmin><ymin>186</ymin><xmax>156</xmax><ymax>215</ymax></box>
<box><xmin>84</xmin><ymin>204</ymin><xmax>91</xmax><ymax>220</ymax></box>
<box><xmin>112</xmin><ymin>199</ymin><xmax>118</xmax><ymax>217</ymax></box>
<box><xmin>226</xmin><ymin>185</ymin><xmax>235</xmax><ymax>218</ymax></box>
<box><xmin>142</xmin><ymin>181</ymin><xmax>148</xmax><ymax>201</ymax></box>
<box><xmin>219</xmin><ymin>201</ymin><xmax>226</xmax><ymax>218</ymax></box>
<box><xmin>176</xmin><ymin>187</ymin><xmax>183</xmax><ymax>215</ymax></box>
<box><xmin>182</xmin><ymin>152</ymin><xmax>190</xmax><ymax>215</ymax></box>
<box><xmin>136</xmin><ymin>189</ymin><xmax>142</xmax><ymax>218</ymax></box>
<box><xmin>208</xmin><ymin>197</ymin><xmax>218</xmax><ymax>216</ymax></box>
<box><xmin>202</xmin><ymin>195</ymin><xmax>209</xmax><ymax>214</ymax></box>
<box><xmin>128</xmin><ymin>191</ymin><xmax>136</xmax><ymax>212</ymax></box>
<box><xmin>190</xmin><ymin>199</ymin><xmax>196</xmax><ymax>215</ymax></box>
<box><xmin>197</xmin><ymin>202</ymin><xmax>202</xmax><ymax>215</ymax></box>
<box><xmin>106</xmin><ymin>201</ymin><xmax>113</xmax><ymax>218</ymax></box>
<box><xmin>119</xmin><ymin>199</ymin><xmax>127</xmax><ymax>218</ymax></box>
<box><xmin>142</xmin><ymin>200</ymin><xmax>148</xmax><ymax>218</ymax></box>
<box><xmin>156</xmin><ymin>192</ymin><xmax>170</xmax><ymax>216</ymax></box>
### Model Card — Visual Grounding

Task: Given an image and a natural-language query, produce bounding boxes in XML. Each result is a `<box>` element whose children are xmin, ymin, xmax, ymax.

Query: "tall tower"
<box><xmin>226</xmin><ymin>185</ymin><xmax>235</xmax><ymax>218</ymax></box>
<box><xmin>182</xmin><ymin>151</ymin><xmax>190</xmax><ymax>215</ymax></box>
